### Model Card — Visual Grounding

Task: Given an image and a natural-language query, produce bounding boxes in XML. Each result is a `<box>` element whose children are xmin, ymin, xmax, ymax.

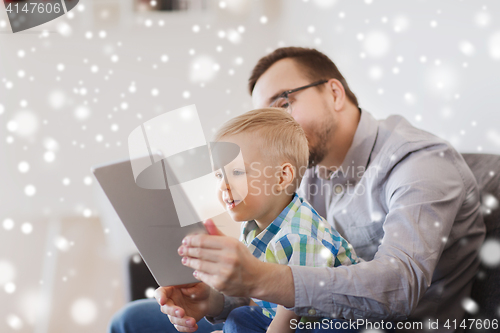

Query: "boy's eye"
<box><xmin>214</xmin><ymin>172</ymin><xmax>223</xmax><ymax>179</ymax></box>
<box><xmin>233</xmin><ymin>170</ymin><xmax>245</xmax><ymax>176</ymax></box>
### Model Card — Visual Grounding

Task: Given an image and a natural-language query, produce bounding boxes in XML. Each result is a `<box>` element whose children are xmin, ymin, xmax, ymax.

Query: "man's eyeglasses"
<box><xmin>269</xmin><ymin>80</ymin><xmax>328</xmax><ymax>114</ymax></box>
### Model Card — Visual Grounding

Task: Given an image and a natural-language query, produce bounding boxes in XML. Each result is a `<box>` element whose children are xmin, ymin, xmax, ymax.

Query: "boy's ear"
<box><xmin>277</xmin><ymin>162</ymin><xmax>295</xmax><ymax>191</ymax></box>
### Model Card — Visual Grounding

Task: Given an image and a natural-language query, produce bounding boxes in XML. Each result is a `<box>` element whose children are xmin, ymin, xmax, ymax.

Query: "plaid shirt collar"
<box><xmin>241</xmin><ymin>193</ymin><xmax>302</xmax><ymax>258</ymax></box>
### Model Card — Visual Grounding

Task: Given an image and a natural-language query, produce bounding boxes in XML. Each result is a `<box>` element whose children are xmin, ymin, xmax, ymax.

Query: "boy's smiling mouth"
<box><xmin>223</xmin><ymin>197</ymin><xmax>240</xmax><ymax>209</ymax></box>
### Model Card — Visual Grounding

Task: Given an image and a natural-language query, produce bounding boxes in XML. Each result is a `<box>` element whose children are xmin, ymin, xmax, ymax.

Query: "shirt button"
<box><xmin>308</xmin><ymin>308</ymin><xmax>317</xmax><ymax>316</ymax></box>
<box><xmin>334</xmin><ymin>185</ymin><xmax>343</xmax><ymax>194</ymax></box>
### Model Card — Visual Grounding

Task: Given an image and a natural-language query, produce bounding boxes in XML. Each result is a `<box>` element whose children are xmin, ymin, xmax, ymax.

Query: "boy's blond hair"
<box><xmin>214</xmin><ymin>107</ymin><xmax>309</xmax><ymax>190</ymax></box>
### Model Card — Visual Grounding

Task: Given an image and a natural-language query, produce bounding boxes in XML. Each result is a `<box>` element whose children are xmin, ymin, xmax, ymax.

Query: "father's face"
<box><xmin>251</xmin><ymin>58</ymin><xmax>337</xmax><ymax>167</ymax></box>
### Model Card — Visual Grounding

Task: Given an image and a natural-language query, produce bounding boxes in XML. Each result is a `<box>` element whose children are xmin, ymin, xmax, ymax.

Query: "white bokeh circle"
<box><xmin>479</xmin><ymin>239</ymin><xmax>500</xmax><ymax>268</ymax></box>
<box><xmin>21</xmin><ymin>222</ymin><xmax>33</xmax><ymax>234</ymax></box>
<box><xmin>57</xmin><ymin>22</ymin><xmax>72</xmax><ymax>36</ymax></box>
<box><xmin>227</xmin><ymin>29</ymin><xmax>242</xmax><ymax>44</ymax></box>
<box><xmin>10</xmin><ymin>111</ymin><xmax>39</xmax><ymax>137</ymax></box>
<box><xmin>24</xmin><ymin>185</ymin><xmax>36</xmax><ymax>197</ymax></box>
<box><xmin>459</xmin><ymin>41</ymin><xmax>475</xmax><ymax>56</ymax></box>
<box><xmin>461</xmin><ymin>297</ymin><xmax>479</xmax><ymax>314</ymax></box>
<box><xmin>145</xmin><ymin>287</ymin><xmax>155</xmax><ymax>298</ymax></box>
<box><xmin>371</xmin><ymin>212</ymin><xmax>383</xmax><ymax>222</ymax></box>
<box><xmin>43</xmin><ymin>137</ymin><xmax>60</xmax><ymax>151</ymax></box>
<box><xmin>48</xmin><ymin>90</ymin><xmax>67</xmax><ymax>110</ymax></box>
<box><xmin>425</xmin><ymin>65</ymin><xmax>459</xmax><ymax>94</ymax></box>
<box><xmin>83</xmin><ymin>176</ymin><xmax>93</xmax><ymax>186</ymax></box>
<box><xmin>393</xmin><ymin>15</ymin><xmax>410</xmax><ymax>32</ymax></box>
<box><xmin>70</xmin><ymin>298</ymin><xmax>98</xmax><ymax>325</ymax></box>
<box><xmin>363</xmin><ymin>31</ymin><xmax>391</xmax><ymax>57</ymax></box>
<box><xmin>2</xmin><ymin>218</ymin><xmax>14</xmax><ymax>230</ymax></box>
<box><xmin>74</xmin><ymin>106</ymin><xmax>91</xmax><ymax>121</ymax></box>
<box><xmin>368</xmin><ymin>66</ymin><xmax>383</xmax><ymax>80</ymax></box>
<box><xmin>83</xmin><ymin>209</ymin><xmax>92</xmax><ymax>218</ymax></box>
<box><xmin>474</xmin><ymin>11</ymin><xmax>491</xmax><ymax>27</ymax></box>
<box><xmin>55</xmin><ymin>236</ymin><xmax>71</xmax><ymax>252</ymax></box>
<box><xmin>4</xmin><ymin>282</ymin><xmax>16</xmax><ymax>294</ymax></box>
<box><xmin>6</xmin><ymin>314</ymin><xmax>23</xmax><ymax>330</ymax></box>
<box><xmin>190</xmin><ymin>55</ymin><xmax>218</xmax><ymax>83</ymax></box>
<box><xmin>483</xmin><ymin>193</ymin><xmax>499</xmax><ymax>210</ymax></box>
<box><xmin>44</xmin><ymin>151</ymin><xmax>56</xmax><ymax>163</ymax></box>
<box><xmin>18</xmin><ymin>161</ymin><xmax>30</xmax><ymax>173</ymax></box>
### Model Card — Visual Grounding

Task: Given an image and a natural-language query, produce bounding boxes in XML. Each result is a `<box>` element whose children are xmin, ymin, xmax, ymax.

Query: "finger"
<box><xmin>173</xmin><ymin>325</ymin><xmax>198</xmax><ymax>332</ymax></box>
<box><xmin>154</xmin><ymin>286</ymin><xmax>173</xmax><ymax>306</ymax></box>
<box><xmin>180</xmin><ymin>283</ymin><xmax>207</xmax><ymax>299</ymax></box>
<box><xmin>160</xmin><ymin>298</ymin><xmax>186</xmax><ymax>318</ymax></box>
<box><xmin>182</xmin><ymin>256</ymin><xmax>220</xmax><ymax>275</ymax></box>
<box><xmin>178</xmin><ymin>246</ymin><xmax>221</xmax><ymax>262</ymax></box>
<box><xmin>182</xmin><ymin>234</ymin><xmax>225</xmax><ymax>250</ymax></box>
<box><xmin>192</xmin><ymin>270</ymin><xmax>202</xmax><ymax>282</ymax></box>
<box><xmin>180</xmin><ymin>282</ymin><xmax>204</xmax><ymax>294</ymax></box>
<box><xmin>193</xmin><ymin>271</ymin><xmax>220</xmax><ymax>291</ymax></box>
<box><xmin>176</xmin><ymin>282</ymin><xmax>199</xmax><ymax>289</ymax></box>
<box><xmin>203</xmin><ymin>218</ymin><xmax>226</xmax><ymax>236</ymax></box>
<box><xmin>162</xmin><ymin>305</ymin><xmax>198</xmax><ymax>331</ymax></box>
<box><xmin>165</xmin><ymin>312</ymin><xmax>198</xmax><ymax>332</ymax></box>
<box><xmin>173</xmin><ymin>323</ymin><xmax>198</xmax><ymax>333</ymax></box>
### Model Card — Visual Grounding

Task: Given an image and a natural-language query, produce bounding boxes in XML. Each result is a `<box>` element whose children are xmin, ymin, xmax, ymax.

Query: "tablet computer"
<box><xmin>91</xmin><ymin>154</ymin><xmax>208</xmax><ymax>287</ymax></box>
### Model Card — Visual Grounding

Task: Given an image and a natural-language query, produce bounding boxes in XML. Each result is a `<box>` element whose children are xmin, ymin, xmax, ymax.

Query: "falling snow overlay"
<box><xmin>1</xmin><ymin>0</ymin><xmax>500</xmax><ymax>332</ymax></box>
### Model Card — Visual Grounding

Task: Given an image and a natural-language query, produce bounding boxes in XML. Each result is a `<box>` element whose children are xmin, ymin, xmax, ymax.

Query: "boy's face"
<box><xmin>215</xmin><ymin>132</ymin><xmax>283</xmax><ymax>223</ymax></box>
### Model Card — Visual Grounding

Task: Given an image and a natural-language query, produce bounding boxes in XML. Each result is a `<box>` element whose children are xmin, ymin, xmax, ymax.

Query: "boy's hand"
<box><xmin>155</xmin><ymin>282</ymin><xmax>223</xmax><ymax>332</ymax></box>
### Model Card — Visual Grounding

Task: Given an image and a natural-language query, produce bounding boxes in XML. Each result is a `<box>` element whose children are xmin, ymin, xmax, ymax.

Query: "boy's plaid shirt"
<box><xmin>240</xmin><ymin>193</ymin><xmax>359</xmax><ymax>319</ymax></box>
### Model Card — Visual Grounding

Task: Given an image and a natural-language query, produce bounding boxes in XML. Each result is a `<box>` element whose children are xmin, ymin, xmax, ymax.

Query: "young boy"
<box><xmin>211</xmin><ymin>108</ymin><xmax>359</xmax><ymax>333</ymax></box>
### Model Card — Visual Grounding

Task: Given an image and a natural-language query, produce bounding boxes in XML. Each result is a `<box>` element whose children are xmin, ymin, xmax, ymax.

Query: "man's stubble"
<box><xmin>307</xmin><ymin>111</ymin><xmax>337</xmax><ymax>168</ymax></box>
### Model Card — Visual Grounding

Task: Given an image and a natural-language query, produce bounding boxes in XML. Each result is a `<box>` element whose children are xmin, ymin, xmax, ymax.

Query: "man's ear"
<box><xmin>328</xmin><ymin>79</ymin><xmax>347</xmax><ymax>112</ymax></box>
<box><xmin>276</xmin><ymin>162</ymin><xmax>295</xmax><ymax>192</ymax></box>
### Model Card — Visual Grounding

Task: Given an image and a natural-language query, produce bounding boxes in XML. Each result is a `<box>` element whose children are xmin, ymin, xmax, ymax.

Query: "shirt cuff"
<box><xmin>287</xmin><ymin>265</ymin><xmax>335</xmax><ymax>318</ymax></box>
<box><xmin>204</xmin><ymin>295</ymin><xmax>250</xmax><ymax>324</ymax></box>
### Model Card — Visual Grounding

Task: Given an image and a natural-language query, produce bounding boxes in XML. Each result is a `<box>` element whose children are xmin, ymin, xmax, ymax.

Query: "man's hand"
<box><xmin>177</xmin><ymin>219</ymin><xmax>277</xmax><ymax>300</ymax></box>
<box><xmin>155</xmin><ymin>282</ymin><xmax>223</xmax><ymax>332</ymax></box>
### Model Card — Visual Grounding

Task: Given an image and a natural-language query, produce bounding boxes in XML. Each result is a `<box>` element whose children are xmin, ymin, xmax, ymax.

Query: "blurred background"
<box><xmin>1</xmin><ymin>0</ymin><xmax>500</xmax><ymax>331</ymax></box>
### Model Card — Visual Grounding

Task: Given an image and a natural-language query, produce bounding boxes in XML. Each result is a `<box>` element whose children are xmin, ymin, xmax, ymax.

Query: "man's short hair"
<box><xmin>214</xmin><ymin>107</ymin><xmax>309</xmax><ymax>191</ymax></box>
<box><xmin>248</xmin><ymin>47</ymin><xmax>359</xmax><ymax>108</ymax></box>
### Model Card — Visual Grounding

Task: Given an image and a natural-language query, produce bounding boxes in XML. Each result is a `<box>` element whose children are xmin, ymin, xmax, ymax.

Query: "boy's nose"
<box><xmin>218</xmin><ymin>176</ymin><xmax>230</xmax><ymax>191</ymax></box>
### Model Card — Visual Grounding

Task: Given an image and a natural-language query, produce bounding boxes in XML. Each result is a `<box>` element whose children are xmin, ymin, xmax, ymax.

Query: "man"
<box><xmin>109</xmin><ymin>47</ymin><xmax>485</xmax><ymax>333</ymax></box>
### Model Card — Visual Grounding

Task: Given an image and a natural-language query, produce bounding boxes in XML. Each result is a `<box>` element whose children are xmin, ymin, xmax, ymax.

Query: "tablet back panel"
<box><xmin>92</xmin><ymin>156</ymin><xmax>207</xmax><ymax>287</ymax></box>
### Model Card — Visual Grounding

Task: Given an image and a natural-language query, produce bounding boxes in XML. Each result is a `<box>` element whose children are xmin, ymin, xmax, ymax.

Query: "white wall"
<box><xmin>275</xmin><ymin>0</ymin><xmax>500</xmax><ymax>154</ymax></box>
